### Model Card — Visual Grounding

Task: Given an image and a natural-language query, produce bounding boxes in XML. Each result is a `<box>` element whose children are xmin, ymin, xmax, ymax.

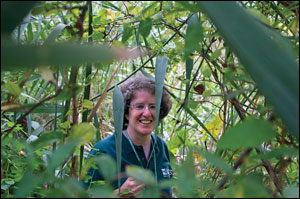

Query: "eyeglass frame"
<box><xmin>128</xmin><ymin>103</ymin><xmax>158</xmax><ymax>111</ymax></box>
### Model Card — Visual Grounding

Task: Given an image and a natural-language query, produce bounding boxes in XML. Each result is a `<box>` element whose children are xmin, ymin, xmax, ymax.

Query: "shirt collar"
<box><xmin>122</xmin><ymin>132</ymin><xmax>160</xmax><ymax>154</ymax></box>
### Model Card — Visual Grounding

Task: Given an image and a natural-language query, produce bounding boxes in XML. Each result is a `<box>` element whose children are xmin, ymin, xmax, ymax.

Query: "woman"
<box><xmin>83</xmin><ymin>73</ymin><xmax>173</xmax><ymax>198</ymax></box>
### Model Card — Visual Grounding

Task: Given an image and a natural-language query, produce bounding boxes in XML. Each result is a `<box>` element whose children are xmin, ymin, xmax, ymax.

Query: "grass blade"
<box><xmin>44</xmin><ymin>22</ymin><xmax>72</xmax><ymax>44</ymax></box>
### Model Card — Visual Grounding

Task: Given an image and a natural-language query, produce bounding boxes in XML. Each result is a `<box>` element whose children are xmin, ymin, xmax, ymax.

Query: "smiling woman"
<box><xmin>82</xmin><ymin>73</ymin><xmax>173</xmax><ymax>198</ymax></box>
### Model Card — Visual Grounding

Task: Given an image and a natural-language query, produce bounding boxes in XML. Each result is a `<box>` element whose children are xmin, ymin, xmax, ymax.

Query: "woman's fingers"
<box><xmin>117</xmin><ymin>177</ymin><xmax>146</xmax><ymax>198</ymax></box>
<box><xmin>132</xmin><ymin>183</ymin><xmax>145</xmax><ymax>193</ymax></box>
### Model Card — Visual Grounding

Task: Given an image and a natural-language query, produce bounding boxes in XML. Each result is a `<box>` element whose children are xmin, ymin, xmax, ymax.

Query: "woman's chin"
<box><xmin>137</xmin><ymin>126</ymin><xmax>154</xmax><ymax>135</ymax></box>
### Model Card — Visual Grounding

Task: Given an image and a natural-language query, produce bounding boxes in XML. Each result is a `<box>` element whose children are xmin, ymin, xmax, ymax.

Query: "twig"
<box><xmin>256</xmin><ymin>148</ymin><xmax>283</xmax><ymax>194</ymax></box>
<box><xmin>87</xmin><ymin>62</ymin><xmax>123</xmax><ymax>122</ymax></box>
<box><xmin>216</xmin><ymin>148</ymin><xmax>253</xmax><ymax>192</ymax></box>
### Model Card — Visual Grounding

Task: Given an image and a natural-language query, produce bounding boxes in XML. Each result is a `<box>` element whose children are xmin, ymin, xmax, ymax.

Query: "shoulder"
<box><xmin>90</xmin><ymin>134</ymin><xmax>116</xmax><ymax>155</ymax></box>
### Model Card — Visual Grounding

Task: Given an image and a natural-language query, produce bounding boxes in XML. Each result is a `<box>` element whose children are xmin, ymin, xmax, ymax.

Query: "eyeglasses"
<box><xmin>129</xmin><ymin>103</ymin><xmax>156</xmax><ymax>111</ymax></box>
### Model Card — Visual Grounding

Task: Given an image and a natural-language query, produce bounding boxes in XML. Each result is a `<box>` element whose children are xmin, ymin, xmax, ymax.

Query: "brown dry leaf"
<box><xmin>194</xmin><ymin>84</ymin><xmax>205</xmax><ymax>94</ymax></box>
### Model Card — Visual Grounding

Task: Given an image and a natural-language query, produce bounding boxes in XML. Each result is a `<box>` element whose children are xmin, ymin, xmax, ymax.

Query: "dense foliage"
<box><xmin>1</xmin><ymin>1</ymin><xmax>299</xmax><ymax>198</ymax></box>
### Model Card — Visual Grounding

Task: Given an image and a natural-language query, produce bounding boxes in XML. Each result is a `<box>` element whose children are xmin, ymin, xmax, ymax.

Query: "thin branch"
<box><xmin>87</xmin><ymin>62</ymin><xmax>123</xmax><ymax>122</ymax></box>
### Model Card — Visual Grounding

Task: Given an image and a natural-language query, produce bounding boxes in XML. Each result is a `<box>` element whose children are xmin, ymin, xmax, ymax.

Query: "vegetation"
<box><xmin>1</xmin><ymin>1</ymin><xmax>299</xmax><ymax>198</ymax></box>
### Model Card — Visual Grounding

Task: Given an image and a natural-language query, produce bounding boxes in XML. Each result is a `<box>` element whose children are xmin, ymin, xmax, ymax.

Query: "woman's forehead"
<box><xmin>131</xmin><ymin>89</ymin><xmax>155</xmax><ymax>102</ymax></box>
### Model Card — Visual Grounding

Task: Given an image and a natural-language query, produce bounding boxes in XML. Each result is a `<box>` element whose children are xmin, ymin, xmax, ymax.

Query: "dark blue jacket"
<box><xmin>82</xmin><ymin>132</ymin><xmax>173</xmax><ymax>197</ymax></box>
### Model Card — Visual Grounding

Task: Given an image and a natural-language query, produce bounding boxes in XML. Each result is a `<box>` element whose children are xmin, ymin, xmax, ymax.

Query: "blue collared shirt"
<box><xmin>82</xmin><ymin>132</ymin><xmax>173</xmax><ymax>197</ymax></box>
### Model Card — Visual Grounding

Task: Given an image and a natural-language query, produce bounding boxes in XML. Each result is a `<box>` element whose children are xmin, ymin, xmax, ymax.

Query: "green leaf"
<box><xmin>2</xmin><ymin>40</ymin><xmax>114</xmax><ymax>71</ymax></box>
<box><xmin>69</xmin><ymin>123</ymin><xmax>96</xmax><ymax>145</ymax></box>
<box><xmin>155</xmin><ymin>56</ymin><xmax>168</xmax><ymax>135</ymax></box>
<box><xmin>283</xmin><ymin>185</ymin><xmax>299</xmax><ymax>198</ymax></box>
<box><xmin>94</xmin><ymin>154</ymin><xmax>117</xmax><ymax>182</ymax></box>
<box><xmin>202</xmin><ymin>67</ymin><xmax>212</xmax><ymax>78</ymax></box>
<box><xmin>185</xmin><ymin>57</ymin><xmax>193</xmax><ymax>98</ymax></box>
<box><xmin>174</xmin><ymin>151</ymin><xmax>199</xmax><ymax>198</ymax></box>
<box><xmin>44</xmin><ymin>23</ymin><xmax>71</xmax><ymax>44</ymax></box>
<box><xmin>126</xmin><ymin>165</ymin><xmax>155</xmax><ymax>185</ymax></box>
<box><xmin>92</xmin><ymin>32</ymin><xmax>104</xmax><ymax>40</ymax></box>
<box><xmin>198</xmin><ymin>2</ymin><xmax>299</xmax><ymax>140</ymax></box>
<box><xmin>176</xmin><ymin>2</ymin><xmax>200</xmax><ymax>13</ymax></box>
<box><xmin>209</xmin><ymin>49</ymin><xmax>221</xmax><ymax>61</ymax></box>
<box><xmin>14</xmin><ymin>171</ymin><xmax>40</xmax><ymax>198</ymax></box>
<box><xmin>138</xmin><ymin>18</ymin><xmax>152</xmax><ymax>38</ymax></box>
<box><xmin>202</xmin><ymin>89</ymin><xmax>212</xmax><ymax>97</ymax></box>
<box><xmin>7</xmin><ymin>103</ymin><xmax>63</xmax><ymax>113</ymax></box>
<box><xmin>218</xmin><ymin>119</ymin><xmax>277</xmax><ymax>150</ymax></box>
<box><xmin>82</xmin><ymin>99</ymin><xmax>93</xmax><ymax>109</ymax></box>
<box><xmin>247</xmin><ymin>8</ymin><xmax>270</xmax><ymax>25</ymax></box>
<box><xmin>259</xmin><ymin>146</ymin><xmax>299</xmax><ymax>160</ymax></box>
<box><xmin>217</xmin><ymin>173</ymin><xmax>271</xmax><ymax>198</ymax></box>
<box><xmin>48</xmin><ymin>139</ymin><xmax>78</xmax><ymax>173</ymax></box>
<box><xmin>122</xmin><ymin>24</ymin><xmax>134</xmax><ymax>43</ymax></box>
<box><xmin>139</xmin><ymin>186</ymin><xmax>160</xmax><ymax>198</ymax></box>
<box><xmin>3</xmin><ymin>81</ymin><xmax>22</xmax><ymax>97</ymax></box>
<box><xmin>30</xmin><ymin>131</ymin><xmax>64</xmax><ymax>150</ymax></box>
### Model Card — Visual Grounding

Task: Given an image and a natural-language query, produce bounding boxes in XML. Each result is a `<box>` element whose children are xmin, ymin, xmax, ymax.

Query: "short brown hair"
<box><xmin>119</xmin><ymin>73</ymin><xmax>172</xmax><ymax>129</ymax></box>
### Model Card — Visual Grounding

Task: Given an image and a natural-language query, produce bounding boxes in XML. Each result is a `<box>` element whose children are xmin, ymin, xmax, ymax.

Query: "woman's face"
<box><xmin>126</xmin><ymin>90</ymin><xmax>156</xmax><ymax>137</ymax></box>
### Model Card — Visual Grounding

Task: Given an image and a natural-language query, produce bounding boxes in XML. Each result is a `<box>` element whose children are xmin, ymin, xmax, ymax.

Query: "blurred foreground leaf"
<box><xmin>3</xmin><ymin>103</ymin><xmax>63</xmax><ymax>113</ymax></box>
<box><xmin>218</xmin><ymin>119</ymin><xmax>276</xmax><ymax>150</ymax></box>
<box><xmin>126</xmin><ymin>165</ymin><xmax>155</xmax><ymax>185</ymax></box>
<box><xmin>69</xmin><ymin>123</ymin><xmax>96</xmax><ymax>145</ymax></box>
<box><xmin>94</xmin><ymin>154</ymin><xmax>117</xmax><ymax>182</ymax></box>
<box><xmin>2</xmin><ymin>38</ymin><xmax>150</xmax><ymax>71</ymax></box>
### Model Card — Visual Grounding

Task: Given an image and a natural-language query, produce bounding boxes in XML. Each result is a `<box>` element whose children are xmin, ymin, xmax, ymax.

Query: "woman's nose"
<box><xmin>142</xmin><ymin>106</ymin><xmax>152</xmax><ymax>116</ymax></box>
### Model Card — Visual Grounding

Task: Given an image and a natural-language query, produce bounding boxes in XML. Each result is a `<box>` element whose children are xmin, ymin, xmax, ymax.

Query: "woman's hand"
<box><xmin>114</xmin><ymin>177</ymin><xmax>145</xmax><ymax>198</ymax></box>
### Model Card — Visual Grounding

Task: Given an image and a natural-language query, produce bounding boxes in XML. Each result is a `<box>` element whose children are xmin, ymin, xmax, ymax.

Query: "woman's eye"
<box><xmin>136</xmin><ymin>105</ymin><xmax>145</xmax><ymax>109</ymax></box>
<box><xmin>149</xmin><ymin>105</ymin><xmax>156</xmax><ymax>110</ymax></box>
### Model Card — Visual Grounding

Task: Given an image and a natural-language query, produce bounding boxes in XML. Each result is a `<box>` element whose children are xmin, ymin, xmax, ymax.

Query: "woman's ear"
<box><xmin>125</xmin><ymin>113</ymin><xmax>129</xmax><ymax>120</ymax></box>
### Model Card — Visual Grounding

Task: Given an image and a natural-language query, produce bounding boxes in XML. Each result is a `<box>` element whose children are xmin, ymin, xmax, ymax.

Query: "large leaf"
<box><xmin>126</xmin><ymin>165</ymin><xmax>155</xmax><ymax>185</ymax></box>
<box><xmin>2</xmin><ymin>37</ymin><xmax>150</xmax><ymax>71</ymax></box>
<box><xmin>14</xmin><ymin>170</ymin><xmax>40</xmax><ymax>198</ymax></box>
<box><xmin>1</xmin><ymin>40</ymin><xmax>114</xmax><ymax>71</ymax></box>
<box><xmin>154</xmin><ymin>56</ymin><xmax>168</xmax><ymax>135</ymax></box>
<box><xmin>198</xmin><ymin>2</ymin><xmax>299</xmax><ymax>141</ymax></box>
<box><xmin>94</xmin><ymin>154</ymin><xmax>117</xmax><ymax>182</ymax></box>
<box><xmin>4</xmin><ymin>103</ymin><xmax>63</xmax><ymax>113</ymax></box>
<box><xmin>218</xmin><ymin>119</ymin><xmax>277</xmax><ymax>150</ymax></box>
<box><xmin>30</xmin><ymin>131</ymin><xmax>64</xmax><ymax>150</ymax></box>
<box><xmin>69</xmin><ymin>123</ymin><xmax>96</xmax><ymax>145</ymax></box>
<box><xmin>138</xmin><ymin>18</ymin><xmax>152</xmax><ymax>38</ymax></box>
<box><xmin>112</xmin><ymin>85</ymin><xmax>124</xmax><ymax>192</ymax></box>
<box><xmin>48</xmin><ymin>139</ymin><xmax>78</xmax><ymax>173</ymax></box>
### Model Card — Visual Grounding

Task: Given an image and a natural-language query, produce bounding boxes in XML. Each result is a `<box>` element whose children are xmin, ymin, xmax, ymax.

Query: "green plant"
<box><xmin>1</xmin><ymin>1</ymin><xmax>299</xmax><ymax>198</ymax></box>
